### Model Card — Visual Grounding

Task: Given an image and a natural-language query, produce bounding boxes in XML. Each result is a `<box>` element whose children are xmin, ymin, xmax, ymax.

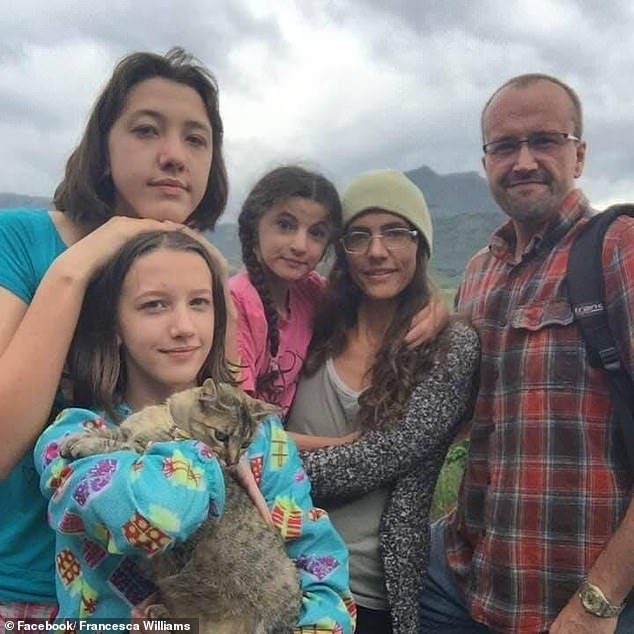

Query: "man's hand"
<box><xmin>549</xmin><ymin>597</ymin><xmax>617</xmax><ymax>634</ymax></box>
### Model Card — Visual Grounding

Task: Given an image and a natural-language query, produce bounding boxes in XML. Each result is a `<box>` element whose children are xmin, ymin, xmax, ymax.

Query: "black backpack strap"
<box><xmin>567</xmin><ymin>204</ymin><xmax>634</xmax><ymax>467</ymax></box>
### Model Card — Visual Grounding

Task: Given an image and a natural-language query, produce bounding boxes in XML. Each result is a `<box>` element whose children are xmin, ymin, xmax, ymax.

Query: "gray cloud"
<box><xmin>0</xmin><ymin>2</ymin><xmax>286</xmax><ymax>82</ymax></box>
<box><xmin>1</xmin><ymin>0</ymin><xmax>632</xmax><ymax>211</ymax></box>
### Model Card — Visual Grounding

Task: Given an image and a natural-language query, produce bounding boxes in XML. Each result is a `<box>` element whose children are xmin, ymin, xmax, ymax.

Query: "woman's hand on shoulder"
<box><xmin>404</xmin><ymin>295</ymin><xmax>450</xmax><ymax>349</ymax></box>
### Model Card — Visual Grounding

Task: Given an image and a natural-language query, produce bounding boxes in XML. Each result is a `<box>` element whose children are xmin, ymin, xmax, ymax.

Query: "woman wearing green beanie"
<box><xmin>286</xmin><ymin>169</ymin><xmax>479</xmax><ymax>634</ymax></box>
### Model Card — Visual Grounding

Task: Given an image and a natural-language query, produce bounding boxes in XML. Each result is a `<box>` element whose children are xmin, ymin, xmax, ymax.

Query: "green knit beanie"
<box><xmin>341</xmin><ymin>169</ymin><xmax>433</xmax><ymax>255</ymax></box>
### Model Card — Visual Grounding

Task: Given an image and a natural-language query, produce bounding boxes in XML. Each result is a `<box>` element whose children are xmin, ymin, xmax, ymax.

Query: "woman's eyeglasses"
<box><xmin>341</xmin><ymin>227</ymin><xmax>418</xmax><ymax>254</ymax></box>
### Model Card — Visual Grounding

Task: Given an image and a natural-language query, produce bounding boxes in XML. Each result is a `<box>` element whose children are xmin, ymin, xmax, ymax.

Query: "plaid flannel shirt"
<box><xmin>444</xmin><ymin>189</ymin><xmax>634</xmax><ymax>633</ymax></box>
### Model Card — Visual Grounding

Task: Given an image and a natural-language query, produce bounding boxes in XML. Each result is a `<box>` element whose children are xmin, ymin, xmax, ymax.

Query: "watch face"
<box><xmin>579</xmin><ymin>584</ymin><xmax>622</xmax><ymax>617</ymax></box>
<box><xmin>582</xmin><ymin>588</ymin><xmax>602</xmax><ymax>611</ymax></box>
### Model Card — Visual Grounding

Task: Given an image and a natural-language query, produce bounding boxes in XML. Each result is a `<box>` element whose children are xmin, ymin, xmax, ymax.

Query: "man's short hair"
<box><xmin>481</xmin><ymin>73</ymin><xmax>583</xmax><ymax>140</ymax></box>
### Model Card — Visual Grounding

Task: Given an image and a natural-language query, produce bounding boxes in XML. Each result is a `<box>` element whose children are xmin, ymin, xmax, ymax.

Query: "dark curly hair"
<box><xmin>305</xmin><ymin>226</ymin><xmax>448</xmax><ymax>431</ymax></box>
<box><xmin>237</xmin><ymin>165</ymin><xmax>342</xmax><ymax>398</ymax></box>
<box><xmin>54</xmin><ymin>47</ymin><xmax>227</xmax><ymax>232</ymax></box>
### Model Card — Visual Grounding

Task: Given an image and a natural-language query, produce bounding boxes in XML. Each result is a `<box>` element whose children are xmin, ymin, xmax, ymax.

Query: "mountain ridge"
<box><xmin>0</xmin><ymin>165</ymin><xmax>504</xmax><ymax>283</ymax></box>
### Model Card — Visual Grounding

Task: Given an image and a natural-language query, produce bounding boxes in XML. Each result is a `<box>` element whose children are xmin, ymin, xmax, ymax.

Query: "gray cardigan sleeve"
<box><xmin>300</xmin><ymin>321</ymin><xmax>479</xmax><ymax>500</ymax></box>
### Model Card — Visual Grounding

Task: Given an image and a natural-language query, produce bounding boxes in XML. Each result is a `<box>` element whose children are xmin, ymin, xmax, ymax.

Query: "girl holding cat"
<box><xmin>34</xmin><ymin>230</ymin><xmax>355</xmax><ymax>631</ymax></box>
<box><xmin>230</xmin><ymin>166</ymin><xmax>447</xmax><ymax>430</ymax></box>
<box><xmin>0</xmin><ymin>48</ymin><xmax>231</xmax><ymax>622</ymax></box>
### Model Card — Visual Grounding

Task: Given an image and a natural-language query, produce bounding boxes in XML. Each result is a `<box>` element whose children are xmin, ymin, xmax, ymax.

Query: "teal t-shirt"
<box><xmin>0</xmin><ymin>209</ymin><xmax>66</xmax><ymax>602</ymax></box>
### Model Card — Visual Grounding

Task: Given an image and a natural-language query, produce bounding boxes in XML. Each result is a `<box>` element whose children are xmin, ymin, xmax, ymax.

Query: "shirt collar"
<box><xmin>489</xmin><ymin>189</ymin><xmax>592</xmax><ymax>263</ymax></box>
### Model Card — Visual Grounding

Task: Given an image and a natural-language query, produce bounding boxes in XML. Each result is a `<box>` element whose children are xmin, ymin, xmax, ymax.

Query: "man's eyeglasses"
<box><xmin>482</xmin><ymin>131</ymin><xmax>581</xmax><ymax>159</ymax></box>
<box><xmin>341</xmin><ymin>227</ymin><xmax>418</xmax><ymax>254</ymax></box>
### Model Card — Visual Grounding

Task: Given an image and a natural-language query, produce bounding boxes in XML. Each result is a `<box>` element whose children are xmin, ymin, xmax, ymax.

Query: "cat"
<box><xmin>59</xmin><ymin>378</ymin><xmax>303</xmax><ymax>634</ymax></box>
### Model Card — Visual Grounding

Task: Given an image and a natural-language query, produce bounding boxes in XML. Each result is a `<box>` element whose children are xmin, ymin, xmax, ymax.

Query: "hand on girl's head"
<box><xmin>60</xmin><ymin>216</ymin><xmax>186</xmax><ymax>281</ymax></box>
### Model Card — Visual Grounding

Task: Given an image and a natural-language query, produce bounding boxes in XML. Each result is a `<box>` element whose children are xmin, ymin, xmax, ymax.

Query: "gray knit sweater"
<box><xmin>299</xmin><ymin>320</ymin><xmax>480</xmax><ymax>634</ymax></box>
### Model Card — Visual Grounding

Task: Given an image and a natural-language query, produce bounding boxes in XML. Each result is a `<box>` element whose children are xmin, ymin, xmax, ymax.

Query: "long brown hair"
<box><xmin>306</xmin><ymin>227</ymin><xmax>447</xmax><ymax>430</ymax></box>
<box><xmin>69</xmin><ymin>230</ymin><xmax>235</xmax><ymax>421</ymax></box>
<box><xmin>54</xmin><ymin>47</ymin><xmax>227</xmax><ymax>232</ymax></box>
<box><xmin>237</xmin><ymin>165</ymin><xmax>342</xmax><ymax>399</ymax></box>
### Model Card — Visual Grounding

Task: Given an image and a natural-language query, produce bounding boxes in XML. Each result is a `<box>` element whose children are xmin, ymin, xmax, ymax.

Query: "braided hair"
<box><xmin>237</xmin><ymin>165</ymin><xmax>342</xmax><ymax>398</ymax></box>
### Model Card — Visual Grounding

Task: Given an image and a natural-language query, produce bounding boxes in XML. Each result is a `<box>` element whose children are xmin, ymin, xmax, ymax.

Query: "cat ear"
<box><xmin>244</xmin><ymin>393</ymin><xmax>280</xmax><ymax>423</ymax></box>
<box><xmin>201</xmin><ymin>377</ymin><xmax>218</xmax><ymax>398</ymax></box>
<box><xmin>167</xmin><ymin>387</ymin><xmax>198</xmax><ymax>431</ymax></box>
<box><xmin>198</xmin><ymin>378</ymin><xmax>219</xmax><ymax>411</ymax></box>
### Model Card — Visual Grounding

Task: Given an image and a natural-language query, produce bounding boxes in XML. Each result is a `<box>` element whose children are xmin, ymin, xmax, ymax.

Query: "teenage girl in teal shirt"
<box><xmin>0</xmin><ymin>47</ymin><xmax>229</xmax><ymax>620</ymax></box>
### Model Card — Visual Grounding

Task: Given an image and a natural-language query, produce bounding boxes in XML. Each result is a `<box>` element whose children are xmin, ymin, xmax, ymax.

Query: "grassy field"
<box><xmin>430</xmin><ymin>439</ymin><xmax>469</xmax><ymax>520</ymax></box>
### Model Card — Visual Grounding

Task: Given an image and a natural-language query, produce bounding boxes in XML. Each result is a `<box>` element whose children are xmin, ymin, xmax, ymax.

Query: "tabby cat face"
<box><xmin>168</xmin><ymin>379</ymin><xmax>279</xmax><ymax>466</ymax></box>
<box><xmin>191</xmin><ymin>402</ymin><xmax>257</xmax><ymax>466</ymax></box>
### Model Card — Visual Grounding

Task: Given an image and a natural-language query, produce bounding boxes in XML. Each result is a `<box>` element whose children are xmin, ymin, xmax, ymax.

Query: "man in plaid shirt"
<box><xmin>419</xmin><ymin>74</ymin><xmax>634</xmax><ymax>633</ymax></box>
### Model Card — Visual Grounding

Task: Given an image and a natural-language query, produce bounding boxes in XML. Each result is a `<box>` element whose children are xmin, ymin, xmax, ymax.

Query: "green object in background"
<box><xmin>431</xmin><ymin>439</ymin><xmax>469</xmax><ymax>520</ymax></box>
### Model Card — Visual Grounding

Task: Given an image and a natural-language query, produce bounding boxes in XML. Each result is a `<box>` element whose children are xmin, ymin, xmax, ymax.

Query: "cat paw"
<box><xmin>59</xmin><ymin>434</ymin><xmax>101</xmax><ymax>459</ymax></box>
<box><xmin>145</xmin><ymin>603</ymin><xmax>171</xmax><ymax>620</ymax></box>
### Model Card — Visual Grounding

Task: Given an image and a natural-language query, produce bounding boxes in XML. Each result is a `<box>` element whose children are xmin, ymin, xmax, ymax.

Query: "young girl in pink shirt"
<box><xmin>229</xmin><ymin>166</ymin><xmax>340</xmax><ymax>418</ymax></box>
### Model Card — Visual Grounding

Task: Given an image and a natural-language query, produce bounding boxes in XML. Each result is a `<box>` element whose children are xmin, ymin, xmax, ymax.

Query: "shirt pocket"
<box><xmin>510</xmin><ymin>300</ymin><xmax>574</xmax><ymax>330</ymax></box>
<box><xmin>507</xmin><ymin>300</ymin><xmax>581</xmax><ymax>388</ymax></box>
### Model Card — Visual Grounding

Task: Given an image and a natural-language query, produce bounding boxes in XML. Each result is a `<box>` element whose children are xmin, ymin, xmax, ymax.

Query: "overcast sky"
<box><xmin>1</xmin><ymin>0</ymin><xmax>633</xmax><ymax>219</ymax></box>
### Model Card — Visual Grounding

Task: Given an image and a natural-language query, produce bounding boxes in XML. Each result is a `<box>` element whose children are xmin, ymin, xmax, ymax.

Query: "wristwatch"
<box><xmin>578</xmin><ymin>580</ymin><xmax>625</xmax><ymax>618</ymax></box>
